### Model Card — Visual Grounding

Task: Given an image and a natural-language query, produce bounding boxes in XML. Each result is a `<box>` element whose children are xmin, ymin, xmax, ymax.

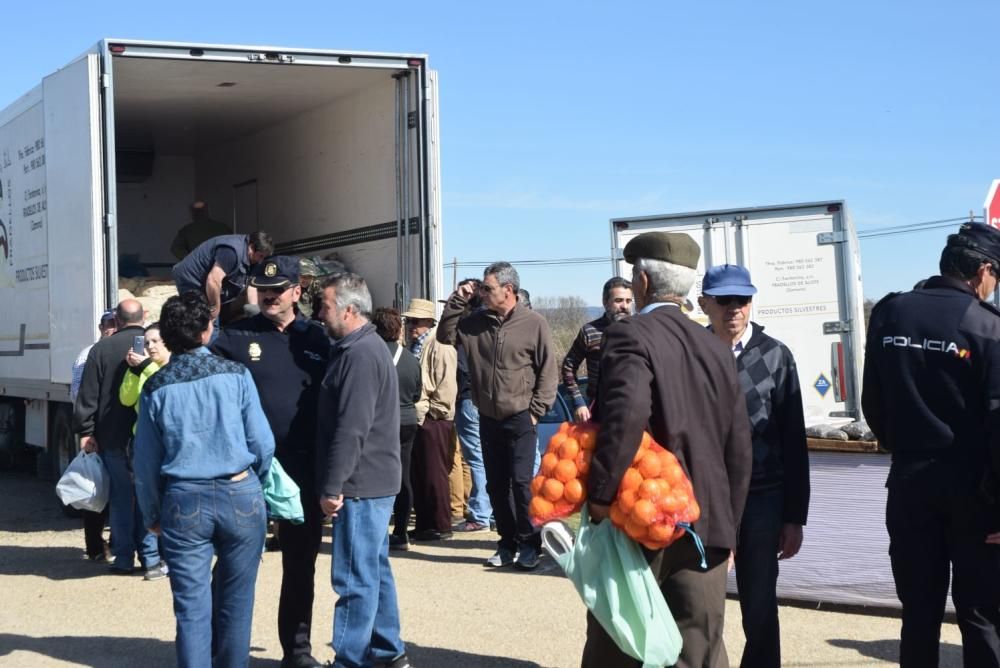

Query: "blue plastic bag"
<box><xmin>542</xmin><ymin>504</ymin><xmax>682</xmax><ymax>667</ymax></box>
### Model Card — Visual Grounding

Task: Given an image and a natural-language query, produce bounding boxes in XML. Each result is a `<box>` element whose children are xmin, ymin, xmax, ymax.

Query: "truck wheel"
<box><xmin>50</xmin><ymin>404</ymin><xmax>76</xmax><ymax>479</ymax></box>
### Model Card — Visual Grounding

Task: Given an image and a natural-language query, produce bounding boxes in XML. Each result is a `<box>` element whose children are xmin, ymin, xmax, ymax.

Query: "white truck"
<box><xmin>610</xmin><ymin>200</ymin><xmax>866</xmax><ymax>426</ymax></box>
<box><xmin>0</xmin><ymin>39</ymin><xmax>442</xmax><ymax>476</ymax></box>
<box><xmin>611</xmin><ymin>203</ymin><xmax>910</xmax><ymax>611</ymax></box>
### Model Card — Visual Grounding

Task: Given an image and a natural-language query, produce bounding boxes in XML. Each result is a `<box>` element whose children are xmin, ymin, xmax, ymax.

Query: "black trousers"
<box><xmin>734</xmin><ymin>489</ymin><xmax>783</xmax><ymax>668</ymax></box>
<box><xmin>479</xmin><ymin>410</ymin><xmax>539</xmax><ymax>551</ymax></box>
<box><xmin>887</xmin><ymin>461</ymin><xmax>1000</xmax><ymax>668</ymax></box>
<box><xmin>392</xmin><ymin>423</ymin><xmax>419</xmax><ymax>535</ymax></box>
<box><xmin>82</xmin><ymin>508</ymin><xmax>108</xmax><ymax>558</ymax></box>
<box><xmin>277</xmin><ymin>486</ymin><xmax>324</xmax><ymax>659</ymax></box>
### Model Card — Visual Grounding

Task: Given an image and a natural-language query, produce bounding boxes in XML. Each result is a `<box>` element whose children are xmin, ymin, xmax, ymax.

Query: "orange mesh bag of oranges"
<box><xmin>608</xmin><ymin>432</ymin><xmax>702</xmax><ymax>552</ymax></box>
<box><xmin>529</xmin><ymin>421</ymin><xmax>598</xmax><ymax>524</ymax></box>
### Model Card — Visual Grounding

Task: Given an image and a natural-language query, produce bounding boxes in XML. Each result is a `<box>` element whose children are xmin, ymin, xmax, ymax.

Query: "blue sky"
<box><xmin>3</xmin><ymin>1</ymin><xmax>996</xmax><ymax>304</ymax></box>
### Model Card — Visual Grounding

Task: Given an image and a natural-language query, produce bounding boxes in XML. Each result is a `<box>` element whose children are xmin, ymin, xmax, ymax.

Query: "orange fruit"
<box><xmin>530</xmin><ymin>474</ymin><xmax>546</xmax><ymax>496</ymax></box>
<box><xmin>659</xmin><ymin>494</ymin><xmax>683</xmax><ymax>514</ymax></box>
<box><xmin>637</xmin><ymin>452</ymin><xmax>662</xmax><ymax>479</ymax></box>
<box><xmin>631</xmin><ymin>498</ymin><xmax>657</xmax><ymax>526</ymax></box>
<box><xmin>609</xmin><ymin>503</ymin><xmax>627</xmax><ymax>526</ymax></box>
<box><xmin>619</xmin><ymin>467</ymin><xmax>643</xmax><ymax>494</ymax></box>
<box><xmin>564</xmin><ymin>478</ymin><xmax>585</xmax><ymax>504</ymax></box>
<box><xmin>638</xmin><ymin>479</ymin><xmax>664</xmax><ymax>501</ymax></box>
<box><xmin>647</xmin><ymin>521</ymin><xmax>675</xmax><ymax>544</ymax></box>
<box><xmin>577</xmin><ymin>429</ymin><xmax>597</xmax><ymax>451</ymax></box>
<box><xmin>665</xmin><ymin>463</ymin><xmax>685</xmax><ymax>486</ymax></box>
<box><xmin>547</xmin><ymin>432</ymin><xmax>567</xmax><ymax>454</ymax></box>
<box><xmin>553</xmin><ymin>500</ymin><xmax>575</xmax><ymax>516</ymax></box>
<box><xmin>657</xmin><ymin>450</ymin><xmax>675</xmax><ymax>470</ymax></box>
<box><xmin>542</xmin><ymin>478</ymin><xmax>564</xmax><ymax>502</ymax></box>
<box><xmin>618</xmin><ymin>488</ymin><xmax>638</xmax><ymax>513</ymax></box>
<box><xmin>559</xmin><ymin>437</ymin><xmax>580</xmax><ymax>460</ymax></box>
<box><xmin>632</xmin><ymin>447</ymin><xmax>646</xmax><ymax>465</ymax></box>
<box><xmin>558</xmin><ymin>422</ymin><xmax>572</xmax><ymax>434</ymax></box>
<box><xmin>640</xmin><ymin>432</ymin><xmax>654</xmax><ymax>450</ymax></box>
<box><xmin>574</xmin><ymin>450</ymin><xmax>592</xmax><ymax>476</ymax></box>
<box><xmin>554</xmin><ymin>459</ymin><xmax>578</xmax><ymax>483</ymax></box>
<box><xmin>540</xmin><ymin>453</ymin><xmax>559</xmax><ymax>476</ymax></box>
<box><xmin>625</xmin><ymin>518</ymin><xmax>648</xmax><ymax>541</ymax></box>
<box><xmin>529</xmin><ymin>496</ymin><xmax>554</xmax><ymax>519</ymax></box>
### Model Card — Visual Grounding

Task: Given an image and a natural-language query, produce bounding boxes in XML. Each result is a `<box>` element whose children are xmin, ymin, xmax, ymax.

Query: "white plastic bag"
<box><xmin>56</xmin><ymin>451</ymin><xmax>109</xmax><ymax>512</ymax></box>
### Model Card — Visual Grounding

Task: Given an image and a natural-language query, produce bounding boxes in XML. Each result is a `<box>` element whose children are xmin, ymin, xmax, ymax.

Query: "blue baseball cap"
<box><xmin>702</xmin><ymin>264</ymin><xmax>757</xmax><ymax>297</ymax></box>
<box><xmin>250</xmin><ymin>255</ymin><xmax>300</xmax><ymax>288</ymax></box>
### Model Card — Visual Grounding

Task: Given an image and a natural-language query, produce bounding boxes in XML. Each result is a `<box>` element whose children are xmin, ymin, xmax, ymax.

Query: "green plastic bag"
<box><xmin>262</xmin><ymin>458</ymin><xmax>304</xmax><ymax>525</ymax></box>
<box><xmin>541</xmin><ymin>504</ymin><xmax>682</xmax><ymax>668</ymax></box>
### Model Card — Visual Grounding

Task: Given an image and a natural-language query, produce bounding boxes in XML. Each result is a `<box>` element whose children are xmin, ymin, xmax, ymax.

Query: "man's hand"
<box><xmin>80</xmin><ymin>435</ymin><xmax>98</xmax><ymax>453</ymax></box>
<box><xmin>149</xmin><ymin>522</ymin><xmax>161</xmax><ymax>536</ymax></box>
<box><xmin>456</xmin><ymin>282</ymin><xmax>476</xmax><ymax>301</ymax></box>
<box><xmin>728</xmin><ymin>550</ymin><xmax>735</xmax><ymax>573</ymax></box>
<box><xmin>574</xmin><ymin>406</ymin><xmax>591</xmax><ymax>423</ymax></box>
<box><xmin>589</xmin><ymin>502</ymin><xmax>610</xmax><ymax>523</ymax></box>
<box><xmin>320</xmin><ymin>494</ymin><xmax>344</xmax><ymax>518</ymax></box>
<box><xmin>778</xmin><ymin>523</ymin><xmax>804</xmax><ymax>560</ymax></box>
<box><xmin>985</xmin><ymin>531</ymin><xmax>1000</xmax><ymax>545</ymax></box>
<box><xmin>531</xmin><ymin>414</ymin><xmax>538</xmax><ymax>426</ymax></box>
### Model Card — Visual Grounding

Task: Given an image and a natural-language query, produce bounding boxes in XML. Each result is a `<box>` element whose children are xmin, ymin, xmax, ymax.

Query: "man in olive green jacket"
<box><xmin>437</xmin><ymin>262</ymin><xmax>558</xmax><ymax>571</ymax></box>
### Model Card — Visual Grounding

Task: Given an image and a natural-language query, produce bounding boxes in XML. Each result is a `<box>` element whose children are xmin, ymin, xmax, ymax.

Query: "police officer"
<box><xmin>863</xmin><ymin>222</ymin><xmax>1000</xmax><ymax>667</ymax></box>
<box><xmin>212</xmin><ymin>255</ymin><xmax>330</xmax><ymax>668</ymax></box>
<box><xmin>171</xmin><ymin>231</ymin><xmax>273</xmax><ymax>326</ymax></box>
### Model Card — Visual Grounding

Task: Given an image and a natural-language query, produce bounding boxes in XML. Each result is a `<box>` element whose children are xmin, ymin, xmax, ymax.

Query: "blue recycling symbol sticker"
<box><xmin>814</xmin><ymin>373</ymin><xmax>831</xmax><ymax>398</ymax></box>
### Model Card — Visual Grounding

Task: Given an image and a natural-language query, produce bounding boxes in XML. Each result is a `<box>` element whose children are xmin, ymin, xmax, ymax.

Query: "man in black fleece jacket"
<box><xmin>699</xmin><ymin>264</ymin><xmax>809</xmax><ymax>668</ymax></box>
<box><xmin>315</xmin><ymin>273</ymin><xmax>409</xmax><ymax>668</ymax></box>
<box><xmin>73</xmin><ymin>298</ymin><xmax>164</xmax><ymax>577</ymax></box>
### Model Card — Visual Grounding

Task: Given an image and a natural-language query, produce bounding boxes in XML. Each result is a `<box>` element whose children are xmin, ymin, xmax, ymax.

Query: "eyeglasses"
<box><xmin>712</xmin><ymin>295</ymin><xmax>752</xmax><ymax>307</ymax></box>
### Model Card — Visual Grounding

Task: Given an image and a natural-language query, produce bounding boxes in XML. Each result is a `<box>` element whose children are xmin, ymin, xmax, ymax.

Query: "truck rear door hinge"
<box><xmin>817</xmin><ymin>231</ymin><xmax>848</xmax><ymax>245</ymax></box>
<box><xmin>101</xmin><ymin>73</ymin><xmax>111</xmax><ymax>89</ymax></box>
<box><xmin>407</xmin><ymin>111</ymin><xmax>417</xmax><ymax>129</ymax></box>
<box><xmin>823</xmin><ymin>321</ymin><xmax>851</xmax><ymax>334</ymax></box>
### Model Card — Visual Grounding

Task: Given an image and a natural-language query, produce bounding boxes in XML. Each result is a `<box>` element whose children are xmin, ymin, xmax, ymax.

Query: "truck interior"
<box><xmin>109</xmin><ymin>52</ymin><xmax>434</xmax><ymax>309</ymax></box>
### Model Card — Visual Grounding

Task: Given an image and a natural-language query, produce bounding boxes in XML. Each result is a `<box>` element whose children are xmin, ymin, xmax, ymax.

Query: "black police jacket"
<box><xmin>862</xmin><ymin>276</ymin><xmax>1000</xmax><ymax>488</ymax></box>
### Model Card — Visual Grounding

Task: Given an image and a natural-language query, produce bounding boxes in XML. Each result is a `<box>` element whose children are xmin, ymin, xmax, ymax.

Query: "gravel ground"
<box><xmin>0</xmin><ymin>471</ymin><xmax>964</xmax><ymax>667</ymax></box>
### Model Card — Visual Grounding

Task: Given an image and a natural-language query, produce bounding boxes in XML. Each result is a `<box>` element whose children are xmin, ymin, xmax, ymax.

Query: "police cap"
<box><xmin>947</xmin><ymin>223</ymin><xmax>1000</xmax><ymax>266</ymax></box>
<box><xmin>623</xmin><ymin>231</ymin><xmax>700</xmax><ymax>269</ymax></box>
<box><xmin>250</xmin><ymin>255</ymin><xmax>300</xmax><ymax>289</ymax></box>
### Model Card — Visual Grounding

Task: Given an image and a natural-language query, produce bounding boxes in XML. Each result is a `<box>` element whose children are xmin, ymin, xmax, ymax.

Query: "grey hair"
<box><xmin>320</xmin><ymin>272</ymin><xmax>372</xmax><ymax>319</ymax></box>
<box><xmin>484</xmin><ymin>261</ymin><xmax>520</xmax><ymax>293</ymax></box>
<box><xmin>634</xmin><ymin>257</ymin><xmax>696</xmax><ymax>301</ymax></box>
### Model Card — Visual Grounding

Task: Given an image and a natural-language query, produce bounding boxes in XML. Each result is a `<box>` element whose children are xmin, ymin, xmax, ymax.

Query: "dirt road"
<box><xmin>0</xmin><ymin>471</ymin><xmax>963</xmax><ymax>667</ymax></box>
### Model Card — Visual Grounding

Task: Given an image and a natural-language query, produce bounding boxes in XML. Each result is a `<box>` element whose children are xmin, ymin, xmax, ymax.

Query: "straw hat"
<box><xmin>401</xmin><ymin>298</ymin><xmax>437</xmax><ymax>321</ymax></box>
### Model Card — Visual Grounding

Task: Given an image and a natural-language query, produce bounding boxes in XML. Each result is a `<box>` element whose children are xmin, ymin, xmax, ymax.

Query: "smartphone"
<box><xmin>132</xmin><ymin>335</ymin><xmax>145</xmax><ymax>355</ymax></box>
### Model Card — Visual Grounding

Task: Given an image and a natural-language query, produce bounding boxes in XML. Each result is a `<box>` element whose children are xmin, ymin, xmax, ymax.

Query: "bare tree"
<box><xmin>534</xmin><ymin>296</ymin><xmax>590</xmax><ymax>376</ymax></box>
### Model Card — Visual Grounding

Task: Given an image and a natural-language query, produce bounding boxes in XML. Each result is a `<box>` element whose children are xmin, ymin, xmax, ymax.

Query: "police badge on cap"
<box><xmin>250</xmin><ymin>255</ymin><xmax>300</xmax><ymax>289</ymax></box>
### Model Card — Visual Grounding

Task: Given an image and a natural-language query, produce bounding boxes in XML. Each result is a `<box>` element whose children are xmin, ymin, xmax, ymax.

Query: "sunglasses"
<box><xmin>712</xmin><ymin>295</ymin><xmax>751</xmax><ymax>307</ymax></box>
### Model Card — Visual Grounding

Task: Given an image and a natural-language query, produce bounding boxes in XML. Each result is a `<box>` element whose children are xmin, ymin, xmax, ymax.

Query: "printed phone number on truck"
<box><xmin>15</xmin><ymin>264</ymin><xmax>48</xmax><ymax>283</ymax></box>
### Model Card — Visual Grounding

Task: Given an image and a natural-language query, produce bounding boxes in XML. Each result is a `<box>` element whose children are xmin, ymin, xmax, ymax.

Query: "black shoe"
<box><xmin>373</xmin><ymin>654</ymin><xmax>413</xmax><ymax>668</ymax></box>
<box><xmin>265</xmin><ymin>535</ymin><xmax>281</xmax><ymax>552</ymax></box>
<box><xmin>388</xmin><ymin>533</ymin><xmax>410</xmax><ymax>551</ymax></box>
<box><xmin>408</xmin><ymin>529</ymin><xmax>453</xmax><ymax>541</ymax></box>
<box><xmin>280</xmin><ymin>654</ymin><xmax>322</xmax><ymax>668</ymax></box>
<box><xmin>108</xmin><ymin>565</ymin><xmax>135</xmax><ymax>575</ymax></box>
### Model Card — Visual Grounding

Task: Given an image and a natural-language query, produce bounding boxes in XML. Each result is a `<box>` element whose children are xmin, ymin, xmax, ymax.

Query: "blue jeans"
<box><xmin>330</xmin><ymin>496</ymin><xmax>405</xmax><ymax>668</ymax></box>
<box><xmin>160</xmin><ymin>476</ymin><xmax>266</xmax><ymax>668</ymax></box>
<box><xmin>103</xmin><ymin>448</ymin><xmax>160</xmax><ymax>570</ymax></box>
<box><xmin>734</xmin><ymin>488</ymin><xmax>783</xmax><ymax>668</ymax></box>
<box><xmin>454</xmin><ymin>398</ymin><xmax>492</xmax><ymax>525</ymax></box>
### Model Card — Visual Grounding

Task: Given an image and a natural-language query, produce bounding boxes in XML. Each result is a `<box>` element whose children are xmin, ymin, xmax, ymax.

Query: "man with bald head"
<box><xmin>74</xmin><ymin>298</ymin><xmax>165</xmax><ymax>578</ymax></box>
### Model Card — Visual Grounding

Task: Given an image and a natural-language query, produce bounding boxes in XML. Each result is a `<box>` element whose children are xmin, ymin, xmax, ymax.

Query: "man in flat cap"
<box><xmin>863</xmin><ymin>222</ymin><xmax>1000</xmax><ymax>666</ymax></box>
<box><xmin>582</xmin><ymin>232</ymin><xmax>752</xmax><ymax>668</ymax></box>
<box><xmin>212</xmin><ymin>256</ymin><xmax>330</xmax><ymax>668</ymax></box>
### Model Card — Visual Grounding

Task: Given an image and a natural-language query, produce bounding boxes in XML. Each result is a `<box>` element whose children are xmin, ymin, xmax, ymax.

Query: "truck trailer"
<box><xmin>0</xmin><ymin>39</ymin><xmax>442</xmax><ymax>476</ymax></box>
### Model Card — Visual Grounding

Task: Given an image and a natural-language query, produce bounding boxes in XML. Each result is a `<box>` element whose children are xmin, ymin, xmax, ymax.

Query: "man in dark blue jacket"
<box><xmin>316</xmin><ymin>272</ymin><xmax>409</xmax><ymax>668</ymax></box>
<box><xmin>699</xmin><ymin>264</ymin><xmax>809</xmax><ymax>668</ymax></box>
<box><xmin>863</xmin><ymin>223</ymin><xmax>1000</xmax><ymax>667</ymax></box>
